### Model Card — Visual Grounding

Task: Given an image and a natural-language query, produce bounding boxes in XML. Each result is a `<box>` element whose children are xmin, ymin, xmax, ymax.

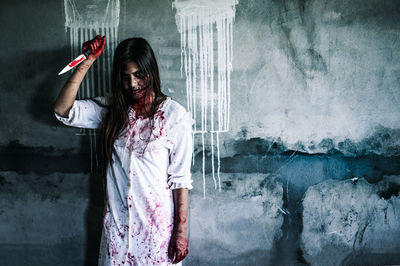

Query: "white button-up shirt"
<box><xmin>55</xmin><ymin>97</ymin><xmax>193</xmax><ymax>266</ymax></box>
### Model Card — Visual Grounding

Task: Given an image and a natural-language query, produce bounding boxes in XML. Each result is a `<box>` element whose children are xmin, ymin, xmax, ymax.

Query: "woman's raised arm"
<box><xmin>53</xmin><ymin>35</ymin><xmax>105</xmax><ymax>117</ymax></box>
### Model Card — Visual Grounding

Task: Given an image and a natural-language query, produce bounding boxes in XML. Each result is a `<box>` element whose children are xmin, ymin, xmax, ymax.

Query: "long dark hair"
<box><xmin>96</xmin><ymin>37</ymin><xmax>167</xmax><ymax>178</ymax></box>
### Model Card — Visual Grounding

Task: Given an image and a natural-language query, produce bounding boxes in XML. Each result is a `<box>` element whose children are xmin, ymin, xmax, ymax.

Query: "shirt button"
<box><xmin>127</xmin><ymin>182</ymin><xmax>131</xmax><ymax>187</ymax></box>
<box><xmin>126</xmin><ymin>244</ymin><xmax>129</xmax><ymax>249</ymax></box>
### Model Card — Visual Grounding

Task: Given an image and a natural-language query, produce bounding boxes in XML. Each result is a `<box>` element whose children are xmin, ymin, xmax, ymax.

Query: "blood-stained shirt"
<box><xmin>54</xmin><ymin>97</ymin><xmax>193</xmax><ymax>266</ymax></box>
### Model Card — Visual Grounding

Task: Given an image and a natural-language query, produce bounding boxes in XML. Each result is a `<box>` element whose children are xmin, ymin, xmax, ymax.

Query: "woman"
<box><xmin>53</xmin><ymin>36</ymin><xmax>193</xmax><ymax>265</ymax></box>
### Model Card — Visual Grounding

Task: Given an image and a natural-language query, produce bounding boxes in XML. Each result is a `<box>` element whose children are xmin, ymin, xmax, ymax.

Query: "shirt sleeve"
<box><xmin>54</xmin><ymin>97</ymin><xmax>106</xmax><ymax>129</ymax></box>
<box><xmin>167</xmin><ymin>111</ymin><xmax>194</xmax><ymax>190</ymax></box>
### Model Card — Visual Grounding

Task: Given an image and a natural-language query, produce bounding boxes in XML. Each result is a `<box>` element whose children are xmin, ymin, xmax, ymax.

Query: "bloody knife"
<box><xmin>58</xmin><ymin>49</ymin><xmax>92</xmax><ymax>75</ymax></box>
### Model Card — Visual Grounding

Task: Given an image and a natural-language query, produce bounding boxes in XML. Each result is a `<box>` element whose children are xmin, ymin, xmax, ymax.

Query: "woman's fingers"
<box><xmin>173</xmin><ymin>248</ymin><xmax>188</xmax><ymax>264</ymax></box>
<box><xmin>93</xmin><ymin>35</ymin><xmax>106</xmax><ymax>58</ymax></box>
<box><xmin>81</xmin><ymin>35</ymin><xmax>105</xmax><ymax>60</ymax></box>
<box><xmin>174</xmin><ymin>251</ymin><xmax>180</xmax><ymax>264</ymax></box>
<box><xmin>82</xmin><ymin>41</ymin><xmax>89</xmax><ymax>53</ymax></box>
<box><xmin>168</xmin><ymin>241</ymin><xmax>188</xmax><ymax>264</ymax></box>
<box><xmin>95</xmin><ymin>36</ymin><xmax>101</xmax><ymax>49</ymax></box>
<box><xmin>168</xmin><ymin>243</ymin><xmax>175</xmax><ymax>261</ymax></box>
<box><xmin>168</xmin><ymin>232</ymin><xmax>189</xmax><ymax>264</ymax></box>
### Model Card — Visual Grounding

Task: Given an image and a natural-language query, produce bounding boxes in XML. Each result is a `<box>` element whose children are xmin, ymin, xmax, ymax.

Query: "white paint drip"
<box><xmin>63</xmin><ymin>0</ymin><xmax>120</xmax><ymax>171</ymax></box>
<box><xmin>173</xmin><ymin>0</ymin><xmax>238</xmax><ymax>196</ymax></box>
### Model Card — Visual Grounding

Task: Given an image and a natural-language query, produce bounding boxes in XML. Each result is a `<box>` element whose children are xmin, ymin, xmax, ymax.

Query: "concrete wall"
<box><xmin>1</xmin><ymin>0</ymin><xmax>400</xmax><ymax>265</ymax></box>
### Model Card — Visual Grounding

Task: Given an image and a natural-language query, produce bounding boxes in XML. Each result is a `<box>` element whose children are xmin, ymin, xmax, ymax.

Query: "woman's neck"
<box><xmin>133</xmin><ymin>90</ymin><xmax>155</xmax><ymax>118</ymax></box>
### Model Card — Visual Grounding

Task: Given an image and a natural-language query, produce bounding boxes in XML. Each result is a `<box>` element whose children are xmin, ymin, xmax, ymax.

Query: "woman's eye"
<box><xmin>134</xmin><ymin>72</ymin><xmax>145</xmax><ymax>79</ymax></box>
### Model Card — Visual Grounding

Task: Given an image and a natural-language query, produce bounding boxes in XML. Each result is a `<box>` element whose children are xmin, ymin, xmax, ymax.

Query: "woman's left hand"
<box><xmin>168</xmin><ymin>230</ymin><xmax>189</xmax><ymax>264</ymax></box>
<box><xmin>169</xmin><ymin>188</ymin><xmax>189</xmax><ymax>263</ymax></box>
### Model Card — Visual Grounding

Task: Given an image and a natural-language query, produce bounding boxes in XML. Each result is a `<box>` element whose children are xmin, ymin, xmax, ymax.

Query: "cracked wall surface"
<box><xmin>187</xmin><ymin>172</ymin><xmax>284</xmax><ymax>265</ymax></box>
<box><xmin>302</xmin><ymin>176</ymin><xmax>400</xmax><ymax>265</ymax></box>
<box><xmin>0</xmin><ymin>0</ymin><xmax>400</xmax><ymax>265</ymax></box>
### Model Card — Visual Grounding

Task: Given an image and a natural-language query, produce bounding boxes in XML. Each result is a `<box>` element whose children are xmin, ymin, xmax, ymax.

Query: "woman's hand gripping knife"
<box><xmin>82</xmin><ymin>35</ymin><xmax>106</xmax><ymax>60</ymax></box>
<box><xmin>168</xmin><ymin>188</ymin><xmax>190</xmax><ymax>264</ymax></box>
<box><xmin>53</xmin><ymin>35</ymin><xmax>106</xmax><ymax>117</ymax></box>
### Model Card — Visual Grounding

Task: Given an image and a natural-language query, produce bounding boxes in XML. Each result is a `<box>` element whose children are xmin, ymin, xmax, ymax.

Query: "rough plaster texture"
<box><xmin>0</xmin><ymin>0</ymin><xmax>400</xmax><ymax>265</ymax></box>
<box><xmin>187</xmin><ymin>172</ymin><xmax>284</xmax><ymax>265</ymax></box>
<box><xmin>0</xmin><ymin>171</ymin><xmax>285</xmax><ymax>265</ymax></box>
<box><xmin>0</xmin><ymin>171</ymin><xmax>94</xmax><ymax>243</ymax></box>
<box><xmin>0</xmin><ymin>171</ymin><xmax>88</xmax><ymax>265</ymax></box>
<box><xmin>0</xmin><ymin>171</ymin><xmax>103</xmax><ymax>266</ymax></box>
<box><xmin>1</xmin><ymin>0</ymin><xmax>399</xmax><ymax>156</ymax></box>
<box><xmin>301</xmin><ymin>176</ymin><xmax>400</xmax><ymax>265</ymax></box>
<box><xmin>227</xmin><ymin>0</ymin><xmax>400</xmax><ymax>156</ymax></box>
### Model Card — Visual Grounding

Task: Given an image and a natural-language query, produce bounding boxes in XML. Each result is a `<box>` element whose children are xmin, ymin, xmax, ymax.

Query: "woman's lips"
<box><xmin>131</xmin><ymin>87</ymin><xmax>146</xmax><ymax>93</ymax></box>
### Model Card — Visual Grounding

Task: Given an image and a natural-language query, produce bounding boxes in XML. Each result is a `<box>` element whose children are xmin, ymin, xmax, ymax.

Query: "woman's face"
<box><xmin>122</xmin><ymin>61</ymin><xmax>150</xmax><ymax>100</ymax></box>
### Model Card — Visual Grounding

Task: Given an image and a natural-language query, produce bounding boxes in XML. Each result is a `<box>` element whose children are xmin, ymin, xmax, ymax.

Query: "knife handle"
<box><xmin>83</xmin><ymin>49</ymin><xmax>92</xmax><ymax>59</ymax></box>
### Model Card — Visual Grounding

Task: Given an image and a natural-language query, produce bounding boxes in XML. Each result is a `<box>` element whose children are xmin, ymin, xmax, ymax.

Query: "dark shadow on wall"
<box><xmin>343</xmin><ymin>251</ymin><xmax>400</xmax><ymax>265</ymax></box>
<box><xmin>80</xmin><ymin>135</ymin><xmax>105</xmax><ymax>266</ymax></box>
<box><xmin>269</xmin><ymin>179</ymin><xmax>309</xmax><ymax>266</ymax></box>
<box><xmin>21</xmin><ymin>47</ymin><xmax>70</xmax><ymax>127</ymax></box>
<box><xmin>0</xmin><ymin>139</ymin><xmax>104</xmax><ymax>265</ymax></box>
<box><xmin>271</xmin><ymin>0</ymin><xmax>327</xmax><ymax>80</ymax></box>
<box><xmin>5</xmin><ymin>44</ymin><xmax>107</xmax><ymax>264</ymax></box>
<box><xmin>21</xmin><ymin>47</ymin><xmax>105</xmax><ymax>264</ymax></box>
<box><xmin>0</xmin><ymin>139</ymin><xmax>90</xmax><ymax>173</ymax></box>
<box><xmin>85</xmin><ymin>171</ymin><xmax>106</xmax><ymax>266</ymax></box>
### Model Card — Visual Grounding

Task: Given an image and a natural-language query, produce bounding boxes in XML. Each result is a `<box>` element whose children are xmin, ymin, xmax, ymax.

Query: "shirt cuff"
<box><xmin>167</xmin><ymin>174</ymin><xmax>194</xmax><ymax>190</ymax></box>
<box><xmin>54</xmin><ymin>102</ymin><xmax>77</xmax><ymax>125</ymax></box>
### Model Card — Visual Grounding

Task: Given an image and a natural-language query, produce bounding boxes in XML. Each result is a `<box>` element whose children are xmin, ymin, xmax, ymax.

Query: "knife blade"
<box><xmin>58</xmin><ymin>49</ymin><xmax>92</xmax><ymax>75</ymax></box>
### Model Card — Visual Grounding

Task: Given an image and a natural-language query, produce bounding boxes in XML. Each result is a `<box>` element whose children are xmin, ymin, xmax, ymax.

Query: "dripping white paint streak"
<box><xmin>173</xmin><ymin>0</ymin><xmax>238</xmax><ymax>197</ymax></box>
<box><xmin>63</xmin><ymin>0</ymin><xmax>120</xmax><ymax>171</ymax></box>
